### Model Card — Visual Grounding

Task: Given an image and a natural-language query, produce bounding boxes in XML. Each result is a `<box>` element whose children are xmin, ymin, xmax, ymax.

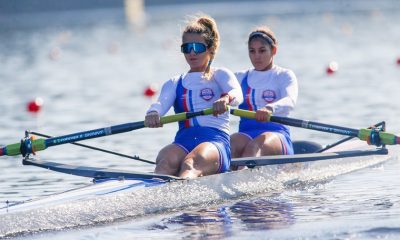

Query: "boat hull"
<box><xmin>0</xmin><ymin>139</ymin><xmax>394</xmax><ymax>238</ymax></box>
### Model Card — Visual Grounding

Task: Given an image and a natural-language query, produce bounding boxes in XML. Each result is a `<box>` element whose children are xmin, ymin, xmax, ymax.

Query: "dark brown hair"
<box><xmin>248</xmin><ymin>26</ymin><xmax>277</xmax><ymax>48</ymax></box>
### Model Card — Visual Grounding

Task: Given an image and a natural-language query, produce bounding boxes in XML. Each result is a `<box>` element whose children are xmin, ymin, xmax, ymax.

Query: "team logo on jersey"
<box><xmin>200</xmin><ymin>88</ymin><xmax>215</xmax><ymax>101</ymax></box>
<box><xmin>262</xmin><ymin>90</ymin><xmax>276</xmax><ymax>103</ymax></box>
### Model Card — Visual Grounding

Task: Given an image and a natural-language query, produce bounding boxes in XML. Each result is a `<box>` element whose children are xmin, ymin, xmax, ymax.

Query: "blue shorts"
<box><xmin>173</xmin><ymin>126</ymin><xmax>231</xmax><ymax>173</ymax></box>
<box><xmin>238</xmin><ymin>129</ymin><xmax>294</xmax><ymax>155</ymax></box>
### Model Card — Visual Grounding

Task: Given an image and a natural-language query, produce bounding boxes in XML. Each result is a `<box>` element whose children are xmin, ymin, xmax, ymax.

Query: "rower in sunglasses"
<box><xmin>181</xmin><ymin>42</ymin><xmax>207</xmax><ymax>54</ymax></box>
<box><xmin>145</xmin><ymin>15</ymin><xmax>243</xmax><ymax>179</ymax></box>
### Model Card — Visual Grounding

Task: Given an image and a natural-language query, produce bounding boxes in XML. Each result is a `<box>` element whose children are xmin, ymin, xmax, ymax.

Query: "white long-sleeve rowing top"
<box><xmin>147</xmin><ymin>67</ymin><xmax>243</xmax><ymax>134</ymax></box>
<box><xmin>235</xmin><ymin>65</ymin><xmax>298</xmax><ymax>117</ymax></box>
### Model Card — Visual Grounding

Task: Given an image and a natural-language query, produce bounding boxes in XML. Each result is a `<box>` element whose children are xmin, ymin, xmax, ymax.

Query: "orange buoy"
<box><xmin>27</xmin><ymin>97</ymin><xmax>43</xmax><ymax>113</ymax></box>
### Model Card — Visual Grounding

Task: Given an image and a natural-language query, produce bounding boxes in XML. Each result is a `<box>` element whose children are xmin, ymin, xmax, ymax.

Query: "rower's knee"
<box><xmin>155</xmin><ymin>145</ymin><xmax>186</xmax><ymax>175</ymax></box>
<box><xmin>179</xmin><ymin>158</ymin><xmax>208</xmax><ymax>178</ymax></box>
<box><xmin>179</xmin><ymin>158</ymin><xmax>195</xmax><ymax>172</ymax></box>
<box><xmin>243</xmin><ymin>134</ymin><xmax>283</xmax><ymax>157</ymax></box>
<box><xmin>230</xmin><ymin>143</ymin><xmax>242</xmax><ymax>158</ymax></box>
<box><xmin>155</xmin><ymin>155</ymin><xmax>180</xmax><ymax>175</ymax></box>
<box><xmin>230</xmin><ymin>134</ymin><xmax>249</xmax><ymax>158</ymax></box>
<box><xmin>179</xmin><ymin>158</ymin><xmax>202</xmax><ymax>179</ymax></box>
<box><xmin>260</xmin><ymin>133</ymin><xmax>284</xmax><ymax>155</ymax></box>
<box><xmin>242</xmin><ymin>141</ymin><xmax>262</xmax><ymax>157</ymax></box>
<box><xmin>155</xmin><ymin>159</ymin><xmax>177</xmax><ymax>175</ymax></box>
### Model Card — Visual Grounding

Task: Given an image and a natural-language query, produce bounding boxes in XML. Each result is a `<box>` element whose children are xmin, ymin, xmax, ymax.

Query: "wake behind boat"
<box><xmin>0</xmin><ymin>108</ymin><xmax>399</xmax><ymax>237</ymax></box>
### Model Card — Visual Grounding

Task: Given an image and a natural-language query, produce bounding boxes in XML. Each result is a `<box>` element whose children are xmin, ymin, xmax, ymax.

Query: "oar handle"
<box><xmin>159</xmin><ymin>108</ymin><xmax>213</xmax><ymax>125</ymax></box>
<box><xmin>229</xmin><ymin>108</ymin><xmax>271</xmax><ymax>122</ymax></box>
<box><xmin>230</xmin><ymin>108</ymin><xmax>400</xmax><ymax>146</ymax></box>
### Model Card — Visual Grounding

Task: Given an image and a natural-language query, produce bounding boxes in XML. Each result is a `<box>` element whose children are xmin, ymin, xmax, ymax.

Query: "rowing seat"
<box><xmin>292</xmin><ymin>140</ymin><xmax>323</xmax><ymax>154</ymax></box>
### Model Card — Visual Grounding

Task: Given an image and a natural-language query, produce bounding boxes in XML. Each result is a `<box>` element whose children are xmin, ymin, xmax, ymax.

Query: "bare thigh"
<box><xmin>242</xmin><ymin>132</ymin><xmax>283</xmax><ymax>157</ymax></box>
<box><xmin>178</xmin><ymin>142</ymin><xmax>220</xmax><ymax>179</ymax></box>
<box><xmin>230</xmin><ymin>133</ymin><xmax>252</xmax><ymax>158</ymax></box>
<box><xmin>155</xmin><ymin>144</ymin><xmax>187</xmax><ymax>176</ymax></box>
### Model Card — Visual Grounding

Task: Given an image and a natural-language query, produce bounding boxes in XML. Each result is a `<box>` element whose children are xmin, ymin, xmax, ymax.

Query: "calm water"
<box><xmin>1</xmin><ymin>0</ymin><xmax>400</xmax><ymax>239</ymax></box>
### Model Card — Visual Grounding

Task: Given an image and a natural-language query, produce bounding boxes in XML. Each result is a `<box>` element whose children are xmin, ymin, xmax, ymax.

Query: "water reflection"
<box><xmin>164</xmin><ymin>208</ymin><xmax>233</xmax><ymax>240</ymax></box>
<box><xmin>151</xmin><ymin>198</ymin><xmax>295</xmax><ymax>239</ymax></box>
<box><xmin>230</xmin><ymin>198</ymin><xmax>295</xmax><ymax>230</ymax></box>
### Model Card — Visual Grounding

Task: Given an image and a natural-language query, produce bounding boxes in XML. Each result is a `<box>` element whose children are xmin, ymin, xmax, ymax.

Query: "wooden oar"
<box><xmin>230</xmin><ymin>109</ymin><xmax>400</xmax><ymax>146</ymax></box>
<box><xmin>0</xmin><ymin>108</ymin><xmax>214</xmax><ymax>157</ymax></box>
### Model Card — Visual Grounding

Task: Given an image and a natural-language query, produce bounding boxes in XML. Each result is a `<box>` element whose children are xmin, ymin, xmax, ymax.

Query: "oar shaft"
<box><xmin>30</xmin><ymin>131</ymin><xmax>155</xmax><ymax>164</ymax></box>
<box><xmin>270</xmin><ymin>116</ymin><xmax>360</xmax><ymax>137</ymax></box>
<box><xmin>46</xmin><ymin>122</ymin><xmax>143</xmax><ymax>148</ymax></box>
<box><xmin>47</xmin><ymin>109</ymin><xmax>214</xmax><ymax>148</ymax></box>
<box><xmin>1</xmin><ymin>108</ymin><xmax>213</xmax><ymax>157</ymax></box>
<box><xmin>230</xmin><ymin>109</ymin><xmax>359</xmax><ymax>137</ymax></box>
<box><xmin>230</xmin><ymin>109</ymin><xmax>400</xmax><ymax>145</ymax></box>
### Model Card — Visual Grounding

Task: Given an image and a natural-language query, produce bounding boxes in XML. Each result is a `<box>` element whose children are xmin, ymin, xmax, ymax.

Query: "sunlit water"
<box><xmin>1</xmin><ymin>0</ymin><xmax>400</xmax><ymax>239</ymax></box>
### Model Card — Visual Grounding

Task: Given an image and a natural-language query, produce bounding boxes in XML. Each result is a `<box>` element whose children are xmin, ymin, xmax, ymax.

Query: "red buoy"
<box><xmin>396</xmin><ymin>57</ymin><xmax>400</xmax><ymax>65</ymax></box>
<box><xmin>326</xmin><ymin>61</ymin><xmax>339</xmax><ymax>75</ymax></box>
<box><xmin>27</xmin><ymin>98</ymin><xmax>43</xmax><ymax>113</ymax></box>
<box><xmin>143</xmin><ymin>84</ymin><xmax>158</xmax><ymax>97</ymax></box>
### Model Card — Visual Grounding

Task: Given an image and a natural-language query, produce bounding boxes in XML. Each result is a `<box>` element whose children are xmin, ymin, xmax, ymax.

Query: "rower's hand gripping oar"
<box><xmin>0</xmin><ymin>108</ymin><xmax>214</xmax><ymax>157</ymax></box>
<box><xmin>230</xmin><ymin>109</ymin><xmax>400</xmax><ymax>146</ymax></box>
